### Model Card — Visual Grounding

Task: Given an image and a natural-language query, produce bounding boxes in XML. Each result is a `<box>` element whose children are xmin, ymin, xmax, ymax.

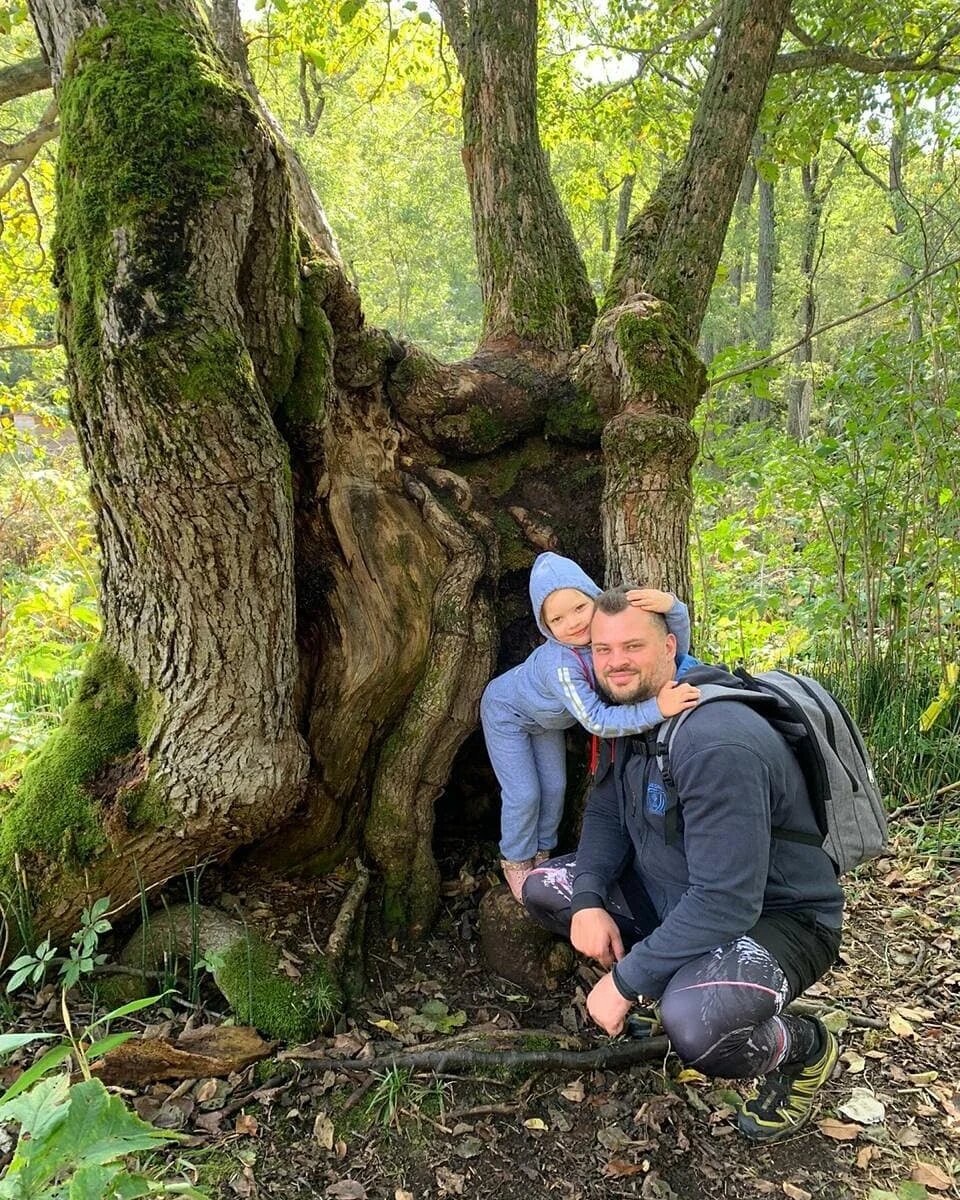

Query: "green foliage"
<box><xmin>0</xmin><ymin>991</ymin><xmax>202</xmax><ymax>1198</ymax></box>
<box><xmin>363</xmin><ymin>1065</ymin><xmax>448</xmax><ymax>1130</ymax></box>
<box><xmin>6</xmin><ymin>896</ymin><xmax>111</xmax><ymax>993</ymax></box>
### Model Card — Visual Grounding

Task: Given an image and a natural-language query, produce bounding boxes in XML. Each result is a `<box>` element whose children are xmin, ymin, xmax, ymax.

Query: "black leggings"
<box><xmin>523</xmin><ymin>854</ymin><xmax>840</xmax><ymax>1078</ymax></box>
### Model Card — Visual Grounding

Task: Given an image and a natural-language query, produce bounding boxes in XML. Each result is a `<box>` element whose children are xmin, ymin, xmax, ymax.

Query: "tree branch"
<box><xmin>434</xmin><ymin>0</ymin><xmax>469</xmax><ymax>71</ymax></box>
<box><xmin>0</xmin><ymin>56</ymin><xmax>51</xmax><ymax>105</ymax></box>
<box><xmin>834</xmin><ymin>135</ymin><xmax>889</xmax><ymax>192</ymax></box>
<box><xmin>0</xmin><ymin>98</ymin><xmax>58</xmax><ymax>201</ymax></box>
<box><xmin>710</xmin><ymin>251</ymin><xmax>960</xmax><ymax>386</ymax></box>
<box><xmin>773</xmin><ymin>33</ymin><xmax>960</xmax><ymax>77</ymax></box>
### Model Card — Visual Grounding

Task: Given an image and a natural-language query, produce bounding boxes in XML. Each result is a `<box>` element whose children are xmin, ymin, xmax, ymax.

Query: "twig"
<box><xmin>786</xmin><ymin>999</ymin><xmax>886</xmax><ymax>1029</ymax></box>
<box><xmin>286</xmin><ymin>1036</ymin><xmax>671</xmax><ymax>1076</ymax></box>
<box><xmin>325</xmin><ymin>860</ymin><xmax>370</xmax><ymax>966</ymax></box>
<box><xmin>445</xmin><ymin>1102</ymin><xmax>519</xmax><ymax>1120</ymax></box>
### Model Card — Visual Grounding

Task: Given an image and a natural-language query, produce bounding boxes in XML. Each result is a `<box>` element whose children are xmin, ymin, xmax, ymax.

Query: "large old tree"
<box><xmin>3</xmin><ymin>0</ymin><xmax>801</xmax><ymax>943</ymax></box>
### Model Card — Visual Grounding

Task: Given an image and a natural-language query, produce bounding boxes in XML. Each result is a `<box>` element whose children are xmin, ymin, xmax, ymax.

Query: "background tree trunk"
<box><xmin>749</xmin><ymin>169</ymin><xmax>776</xmax><ymax>421</ymax></box>
<box><xmin>786</xmin><ymin>159</ymin><xmax>824</xmax><ymax>440</ymax></box>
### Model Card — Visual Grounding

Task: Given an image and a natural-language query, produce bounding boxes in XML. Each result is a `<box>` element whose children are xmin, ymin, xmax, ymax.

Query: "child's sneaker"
<box><xmin>501</xmin><ymin>857</ymin><xmax>535</xmax><ymax>902</ymax></box>
<box><xmin>737</xmin><ymin>1020</ymin><xmax>839</xmax><ymax>1142</ymax></box>
<box><xmin>625</xmin><ymin>1005</ymin><xmax>662</xmax><ymax>1039</ymax></box>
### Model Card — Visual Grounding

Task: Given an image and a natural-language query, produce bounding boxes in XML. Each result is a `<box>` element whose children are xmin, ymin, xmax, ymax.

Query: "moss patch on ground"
<box><xmin>213</xmin><ymin>936</ymin><xmax>342</xmax><ymax>1043</ymax></box>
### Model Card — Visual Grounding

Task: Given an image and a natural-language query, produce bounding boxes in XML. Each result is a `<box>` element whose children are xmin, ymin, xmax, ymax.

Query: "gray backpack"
<box><xmin>658</xmin><ymin>666</ymin><xmax>888</xmax><ymax>874</ymax></box>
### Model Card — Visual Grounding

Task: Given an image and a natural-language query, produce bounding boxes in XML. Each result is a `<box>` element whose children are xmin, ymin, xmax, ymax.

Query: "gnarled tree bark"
<box><xmin>8</xmin><ymin>0</ymin><xmax>792</xmax><ymax>950</ymax></box>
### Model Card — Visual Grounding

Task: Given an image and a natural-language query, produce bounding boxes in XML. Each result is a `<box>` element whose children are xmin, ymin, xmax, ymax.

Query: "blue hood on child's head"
<box><xmin>529</xmin><ymin>552</ymin><xmax>601</xmax><ymax>640</ymax></box>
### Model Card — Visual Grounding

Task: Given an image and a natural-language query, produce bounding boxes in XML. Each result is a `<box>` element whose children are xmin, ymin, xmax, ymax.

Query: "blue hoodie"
<box><xmin>485</xmin><ymin>552</ymin><xmax>695</xmax><ymax>736</ymax></box>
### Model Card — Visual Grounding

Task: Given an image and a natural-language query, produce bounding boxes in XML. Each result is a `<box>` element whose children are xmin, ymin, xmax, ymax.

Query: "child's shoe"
<box><xmin>501</xmin><ymin>857</ymin><xmax>535</xmax><ymax>902</ymax></box>
<box><xmin>533</xmin><ymin>849</ymin><xmax>553</xmax><ymax>866</ymax></box>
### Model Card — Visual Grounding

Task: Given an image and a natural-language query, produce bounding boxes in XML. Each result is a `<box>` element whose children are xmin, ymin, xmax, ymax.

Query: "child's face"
<box><xmin>542</xmin><ymin>588</ymin><xmax>595</xmax><ymax>646</ymax></box>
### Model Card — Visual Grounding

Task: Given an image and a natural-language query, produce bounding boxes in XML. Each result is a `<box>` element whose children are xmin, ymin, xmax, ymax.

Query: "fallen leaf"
<box><xmin>841</xmin><ymin>1050</ymin><xmax>866</xmax><ymax>1074</ymax></box>
<box><xmin>675</xmin><ymin>1068</ymin><xmax>707</xmax><ymax>1084</ymax></box>
<box><xmin>782</xmin><ymin>1184</ymin><xmax>812</xmax><ymax>1200</ymax></box>
<box><xmin>313</xmin><ymin>1112</ymin><xmax>335</xmax><ymax>1150</ymax></box>
<box><xmin>911</xmin><ymin>1163</ymin><xmax>954</xmax><ymax>1191</ymax></box>
<box><xmin>523</xmin><ymin>1118</ymin><xmax>548</xmax><ymax>1131</ymax></box>
<box><xmin>855</xmin><ymin>1145</ymin><xmax>876</xmax><ymax>1170</ymax></box>
<box><xmin>839</xmin><ymin>1089</ymin><xmax>886</xmax><ymax>1125</ymax></box>
<box><xmin>596</xmin><ymin>1125</ymin><xmax>631</xmax><ymax>1151</ymax></box>
<box><xmin>820</xmin><ymin>1009</ymin><xmax>849</xmax><ymax>1035</ymax></box>
<box><xmin>896</xmin><ymin>1127</ymin><xmax>924</xmax><ymax>1147</ymax></box>
<box><xmin>325</xmin><ymin>1183</ymin><xmax>367</xmax><ymax>1199</ymax></box>
<box><xmin>436</xmin><ymin>1166</ymin><xmax>465</xmax><ymax>1196</ymax></box>
<box><xmin>896</xmin><ymin>1006</ymin><xmax>934</xmax><ymax>1022</ymax></box>
<box><xmin>455</xmin><ymin>1137</ymin><xmax>484</xmax><ymax>1158</ymax></box>
<box><xmin>602</xmin><ymin>1160</ymin><xmax>648</xmax><ymax>1178</ymax></box>
<box><xmin>907</xmin><ymin>1070</ymin><xmax>939</xmax><ymax>1085</ymax></box>
<box><xmin>889</xmin><ymin>1012</ymin><xmax>916</xmax><ymax>1038</ymax></box>
<box><xmin>369</xmin><ymin>1018</ymin><xmax>402</xmax><ymax>1036</ymax></box>
<box><xmin>818</xmin><ymin>1118</ymin><xmax>863</xmax><ymax>1141</ymax></box>
<box><xmin>561</xmin><ymin>1079</ymin><xmax>585</xmax><ymax>1102</ymax></box>
<box><xmin>235</xmin><ymin>1113</ymin><xmax>258</xmax><ymax>1136</ymax></box>
<box><xmin>396</xmin><ymin>1191</ymin><xmax>414</xmax><ymax>1200</ymax></box>
<box><xmin>752</xmin><ymin>1184</ymin><xmax>776</xmax><ymax>1195</ymax></box>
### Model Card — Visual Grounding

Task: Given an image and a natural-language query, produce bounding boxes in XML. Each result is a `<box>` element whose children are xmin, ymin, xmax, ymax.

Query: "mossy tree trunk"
<box><xmin>12</xmin><ymin>0</ymin><xmax>791</xmax><ymax>944</ymax></box>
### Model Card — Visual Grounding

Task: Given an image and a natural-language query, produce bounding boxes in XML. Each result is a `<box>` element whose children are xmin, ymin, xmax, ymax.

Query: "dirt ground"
<box><xmin>4</xmin><ymin>830</ymin><xmax>959</xmax><ymax>1200</ymax></box>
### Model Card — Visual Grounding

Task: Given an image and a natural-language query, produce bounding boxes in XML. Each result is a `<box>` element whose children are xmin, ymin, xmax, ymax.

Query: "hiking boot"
<box><xmin>737</xmin><ymin>1021</ymin><xmax>839</xmax><ymax>1142</ymax></box>
<box><xmin>533</xmin><ymin>849</ymin><xmax>553</xmax><ymax>866</ymax></box>
<box><xmin>500</xmin><ymin>857</ymin><xmax>535</xmax><ymax>902</ymax></box>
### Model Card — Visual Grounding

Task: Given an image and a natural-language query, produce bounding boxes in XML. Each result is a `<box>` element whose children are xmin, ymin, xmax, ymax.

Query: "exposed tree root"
<box><xmin>325</xmin><ymin>859</ymin><xmax>370</xmax><ymax>968</ymax></box>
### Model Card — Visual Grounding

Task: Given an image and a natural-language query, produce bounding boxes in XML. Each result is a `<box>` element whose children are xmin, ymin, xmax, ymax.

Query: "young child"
<box><xmin>481</xmin><ymin>552</ymin><xmax>699</xmax><ymax>901</ymax></box>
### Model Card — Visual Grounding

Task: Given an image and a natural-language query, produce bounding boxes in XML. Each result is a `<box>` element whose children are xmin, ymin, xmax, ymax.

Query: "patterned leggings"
<box><xmin>523</xmin><ymin>854</ymin><xmax>825</xmax><ymax>1078</ymax></box>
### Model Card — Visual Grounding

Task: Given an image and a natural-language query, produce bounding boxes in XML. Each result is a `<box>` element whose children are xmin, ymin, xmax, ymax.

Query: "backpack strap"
<box><xmin>655</xmin><ymin>686</ymin><xmax>784</xmax><ymax>846</ymax></box>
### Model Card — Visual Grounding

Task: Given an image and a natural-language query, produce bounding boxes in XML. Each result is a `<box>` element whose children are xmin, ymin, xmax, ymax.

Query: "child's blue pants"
<box><xmin>480</xmin><ymin>672</ymin><xmax>567</xmax><ymax>861</ymax></box>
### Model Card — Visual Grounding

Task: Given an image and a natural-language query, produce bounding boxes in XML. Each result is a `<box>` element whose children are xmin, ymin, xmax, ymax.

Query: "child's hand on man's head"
<box><xmin>626</xmin><ymin>587</ymin><xmax>674</xmax><ymax>614</ymax></box>
<box><xmin>656</xmin><ymin>680</ymin><xmax>700</xmax><ymax>718</ymax></box>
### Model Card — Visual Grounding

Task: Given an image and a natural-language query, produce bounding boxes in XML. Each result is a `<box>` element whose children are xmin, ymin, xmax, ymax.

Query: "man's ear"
<box><xmin>665</xmin><ymin>632</ymin><xmax>677</xmax><ymax>657</ymax></box>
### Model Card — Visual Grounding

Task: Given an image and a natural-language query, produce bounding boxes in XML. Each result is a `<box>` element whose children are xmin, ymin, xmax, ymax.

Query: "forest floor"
<box><xmin>4</xmin><ymin>833</ymin><xmax>959</xmax><ymax>1200</ymax></box>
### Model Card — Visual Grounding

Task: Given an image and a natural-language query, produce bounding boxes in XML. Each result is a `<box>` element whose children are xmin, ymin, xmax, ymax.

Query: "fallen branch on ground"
<box><xmin>286</xmin><ymin>1035</ymin><xmax>671</xmax><ymax>1075</ymax></box>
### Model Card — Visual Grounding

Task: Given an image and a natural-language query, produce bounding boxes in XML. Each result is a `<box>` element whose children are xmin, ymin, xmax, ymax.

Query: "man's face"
<box><xmin>590</xmin><ymin>606</ymin><xmax>677</xmax><ymax>704</ymax></box>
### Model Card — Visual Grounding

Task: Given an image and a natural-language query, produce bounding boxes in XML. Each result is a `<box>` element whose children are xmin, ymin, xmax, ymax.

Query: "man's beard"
<box><xmin>596</xmin><ymin>673</ymin><xmax>659</xmax><ymax>706</ymax></box>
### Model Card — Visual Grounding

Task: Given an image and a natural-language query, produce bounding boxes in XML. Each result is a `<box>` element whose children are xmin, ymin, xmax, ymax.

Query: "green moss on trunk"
<box><xmin>0</xmin><ymin>646</ymin><xmax>145</xmax><ymax>874</ymax></box>
<box><xmin>55</xmin><ymin>0</ymin><xmax>247</xmax><ymax>390</ymax></box>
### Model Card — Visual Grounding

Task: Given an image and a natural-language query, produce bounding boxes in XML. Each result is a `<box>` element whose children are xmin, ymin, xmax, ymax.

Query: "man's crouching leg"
<box><xmin>659</xmin><ymin>937</ymin><xmax>838</xmax><ymax>1142</ymax></box>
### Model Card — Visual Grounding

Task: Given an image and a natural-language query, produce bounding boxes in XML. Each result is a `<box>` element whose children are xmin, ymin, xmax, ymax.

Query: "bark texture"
<box><xmin>438</xmin><ymin>0</ymin><xmax>596</xmax><ymax>349</ymax></box>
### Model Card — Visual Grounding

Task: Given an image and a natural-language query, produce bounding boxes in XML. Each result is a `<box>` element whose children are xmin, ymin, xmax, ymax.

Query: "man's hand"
<box><xmin>587</xmin><ymin>971</ymin><xmax>633</xmax><ymax>1036</ymax></box>
<box><xmin>570</xmin><ymin>908</ymin><xmax>624</xmax><ymax>968</ymax></box>
<box><xmin>656</xmin><ymin>679</ymin><xmax>700</xmax><ymax>717</ymax></box>
<box><xmin>625</xmin><ymin>587</ymin><xmax>674</xmax><ymax>614</ymax></box>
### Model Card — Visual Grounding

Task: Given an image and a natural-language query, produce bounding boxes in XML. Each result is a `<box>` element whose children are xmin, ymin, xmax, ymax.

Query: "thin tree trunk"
<box><xmin>787</xmin><ymin>160</ymin><xmax>821</xmax><ymax>439</ymax></box>
<box><xmin>749</xmin><ymin>171</ymin><xmax>776</xmax><ymax>421</ymax></box>
<box><xmin>616</xmin><ymin>173</ymin><xmax>636</xmax><ymax>243</ymax></box>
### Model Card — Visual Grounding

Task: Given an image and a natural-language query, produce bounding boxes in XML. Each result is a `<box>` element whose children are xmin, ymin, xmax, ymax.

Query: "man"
<box><xmin>522</xmin><ymin>586</ymin><xmax>844</xmax><ymax>1142</ymax></box>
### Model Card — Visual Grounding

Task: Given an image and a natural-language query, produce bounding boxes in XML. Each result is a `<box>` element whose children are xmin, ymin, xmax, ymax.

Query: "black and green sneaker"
<box><xmin>737</xmin><ymin>1022</ymin><xmax>839</xmax><ymax>1142</ymax></box>
<box><xmin>624</xmin><ymin>1005</ymin><xmax>662</xmax><ymax>1040</ymax></box>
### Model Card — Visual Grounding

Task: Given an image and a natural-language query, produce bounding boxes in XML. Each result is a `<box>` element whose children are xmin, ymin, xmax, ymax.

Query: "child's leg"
<box><xmin>530</xmin><ymin>728</ymin><xmax>567</xmax><ymax>855</ymax></box>
<box><xmin>480</xmin><ymin>681</ymin><xmax>541</xmax><ymax>864</ymax></box>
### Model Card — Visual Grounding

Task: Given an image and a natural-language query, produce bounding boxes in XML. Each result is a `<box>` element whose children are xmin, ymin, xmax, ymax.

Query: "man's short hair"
<box><xmin>594</xmin><ymin>586</ymin><xmax>669</xmax><ymax>635</ymax></box>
